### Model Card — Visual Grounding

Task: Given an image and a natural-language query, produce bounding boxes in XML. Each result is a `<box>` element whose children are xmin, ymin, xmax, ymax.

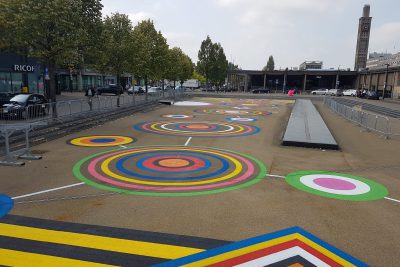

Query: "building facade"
<box><xmin>354</xmin><ymin>5</ymin><xmax>372</xmax><ymax>71</ymax></box>
<box><xmin>366</xmin><ymin>52</ymin><xmax>400</xmax><ymax>69</ymax></box>
<box><xmin>299</xmin><ymin>61</ymin><xmax>323</xmax><ymax>70</ymax></box>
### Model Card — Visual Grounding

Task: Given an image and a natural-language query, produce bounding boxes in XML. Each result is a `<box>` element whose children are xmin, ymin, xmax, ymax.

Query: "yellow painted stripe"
<box><xmin>0</xmin><ymin>223</ymin><xmax>203</xmax><ymax>259</ymax></box>
<box><xmin>0</xmin><ymin>248</ymin><xmax>116</xmax><ymax>267</ymax></box>
<box><xmin>186</xmin><ymin>233</ymin><xmax>355</xmax><ymax>267</ymax></box>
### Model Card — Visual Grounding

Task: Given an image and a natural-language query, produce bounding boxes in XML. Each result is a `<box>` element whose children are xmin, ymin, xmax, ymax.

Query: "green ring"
<box><xmin>286</xmin><ymin>170</ymin><xmax>388</xmax><ymax>201</ymax></box>
<box><xmin>72</xmin><ymin>145</ymin><xmax>267</xmax><ymax>197</ymax></box>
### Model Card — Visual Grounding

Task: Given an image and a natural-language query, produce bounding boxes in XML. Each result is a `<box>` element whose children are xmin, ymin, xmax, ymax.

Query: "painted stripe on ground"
<box><xmin>0</xmin><ymin>223</ymin><xmax>203</xmax><ymax>259</ymax></box>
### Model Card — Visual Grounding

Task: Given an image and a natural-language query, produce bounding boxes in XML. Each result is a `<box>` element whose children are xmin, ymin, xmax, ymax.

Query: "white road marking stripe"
<box><xmin>12</xmin><ymin>182</ymin><xmax>85</xmax><ymax>200</ymax></box>
<box><xmin>184</xmin><ymin>137</ymin><xmax>192</xmax><ymax>146</ymax></box>
<box><xmin>266</xmin><ymin>174</ymin><xmax>286</xmax><ymax>178</ymax></box>
<box><xmin>385</xmin><ymin>197</ymin><xmax>400</xmax><ymax>203</ymax></box>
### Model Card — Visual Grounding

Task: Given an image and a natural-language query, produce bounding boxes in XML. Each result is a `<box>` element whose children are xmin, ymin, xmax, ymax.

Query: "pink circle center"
<box><xmin>314</xmin><ymin>178</ymin><xmax>356</xmax><ymax>190</ymax></box>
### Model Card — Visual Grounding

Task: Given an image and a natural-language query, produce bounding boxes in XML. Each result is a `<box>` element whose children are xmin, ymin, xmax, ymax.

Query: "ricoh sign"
<box><xmin>14</xmin><ymin>65</ymin><xmax>35</xmax><ymax>72</ymax></box>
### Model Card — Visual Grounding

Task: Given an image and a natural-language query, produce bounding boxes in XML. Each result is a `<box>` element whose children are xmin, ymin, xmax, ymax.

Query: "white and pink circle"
<box><xmin>299</xmin><ymin>174</ymin><xmax>370</xmax><ymax>195</ymax></box>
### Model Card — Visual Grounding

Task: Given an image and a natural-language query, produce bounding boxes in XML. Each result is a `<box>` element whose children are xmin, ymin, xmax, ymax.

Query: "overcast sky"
<box><xmin>102</xmin><ymin>0</ymin><xmax>400</xmax><ymax>70</ymax></box>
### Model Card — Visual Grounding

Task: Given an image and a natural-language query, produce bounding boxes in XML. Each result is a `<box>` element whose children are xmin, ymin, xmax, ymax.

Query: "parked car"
<box><xmin>343</xmin><ymin>89</ymin><xmax>357</xmax><ymax>96</ymax></box>
<box><xmin>97</xmin><ymin>85</ymin><xmax>123</xmax><ymax>95</ymax></box>
<box><xmin>0</xmin><ymin>92</ymin><xmax>16</xmax><ymax>106</ymax></box>
<box><xmin>365</xmin><ymin>90</ymin><xmax>379</xmax><ymax>100</ymax></box>
<box><xmin>251</xmin><ymin>88</ymin><xmax>270</xmax><ymax>94</ymax></box>
<box><xmin>311</xmin><ymin>89</ymin><xmax>329</xmax><ymax>95</ymax></box>
<box><xmin>147</xmin><ymin>86</ymin><xmax>162</xmax><ymax>95</ymax></box>
<box><xmin>1</xmin><ymin>94</ymin><xmax>48</xmax><ymax>119</ymax></box>
<box><xmin>328</xmin><ymin>89</ymin><xmax>343</xmax><ymax>96</ymax></box>
<box><xmin>127</xmin><ymin>86</ymin><xmax>144</xmax><ymax>95</ymax></box>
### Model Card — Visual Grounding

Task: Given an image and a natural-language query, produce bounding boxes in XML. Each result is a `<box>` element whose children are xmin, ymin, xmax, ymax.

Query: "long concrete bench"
<box><xmin>282</xmin><ymin>99</ymin><xmax>338</xmax><ymax>149</ymax></box>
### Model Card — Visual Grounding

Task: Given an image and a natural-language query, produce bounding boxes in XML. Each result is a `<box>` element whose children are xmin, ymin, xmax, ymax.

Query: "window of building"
<box><xmin>11</xmin><ymin>73</ymin><xmax>23</xmax><ymax>93</ymax></box>
<box><xmin>0</xmin><ymin>72</ymin><xmax>12</xmax><ymax>92</ymax></box>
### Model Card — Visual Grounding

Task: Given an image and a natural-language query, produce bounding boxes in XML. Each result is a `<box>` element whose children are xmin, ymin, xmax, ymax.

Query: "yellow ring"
<box><xmin>70</xmin><ymin>136</ymin><xmax>134</xmax><ymax>147</ymax></box>
<box><xmin>100</xmin><ymin>148</ymin><xmax>243</xmax><ymax>186</ymax></box>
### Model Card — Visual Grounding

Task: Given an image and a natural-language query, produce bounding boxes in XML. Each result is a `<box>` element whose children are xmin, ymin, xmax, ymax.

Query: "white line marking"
<box><xmin>119</xmin><ymin>145</ymin><xmax>128</xmax><ymax>148</ymax></box>
<box><xmin>184</xmin><ymin>137</ymin><xmax>192</xmax><ymax>146</ymax></box>
<box><xmin>12</xmin><ymin>182</ymin><xmax>85</xmax><ymax>200</ymax></box>
<box><xmin>385</xmin><ymin>197</ymin><xmax>400</xmax><ymax>203</ymax></box>
<box><xmin>266</xmin><ymin>174</ymin><xmax>286</xmax><ymax>179</ymax></box>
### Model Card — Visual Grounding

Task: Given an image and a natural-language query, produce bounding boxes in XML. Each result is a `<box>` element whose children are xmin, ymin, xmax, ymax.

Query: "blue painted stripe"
<box><xmin>0</xmin><ymin>194</ymin><xmax>14</xmax><ymax>218</ymax></box>
<box><xmin>153</xmin><ymin>226</ymin><xmax>368</xmax><ymax>267</ymax></box>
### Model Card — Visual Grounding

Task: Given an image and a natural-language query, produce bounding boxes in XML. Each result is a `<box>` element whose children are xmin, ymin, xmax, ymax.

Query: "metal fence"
<box><xmin>324</xmin><ymin>98</ymin><xmax>400</xmax><ymax>139</ymax></box>
<box><xmin>0</xmin><ymin>88</ymin><xmax>185</xmax><ymax>125</ymax></box>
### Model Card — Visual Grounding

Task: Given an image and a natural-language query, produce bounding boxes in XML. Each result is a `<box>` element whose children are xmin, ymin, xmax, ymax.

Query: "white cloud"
<box><xmin>369</xmin><ymin>22</ymin><xmax>400</xmax><ymax>53</ymax></box>
<box><xmin>128</xmin><ymin>12</ymin><xmax>155</xmax><ymax>26</ymax></box>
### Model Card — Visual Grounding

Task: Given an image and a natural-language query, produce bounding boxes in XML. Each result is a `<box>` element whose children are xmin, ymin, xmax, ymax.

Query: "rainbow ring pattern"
<box><xmin>286</xmin><ymin>171</ymin><xmax>388</xmax><ymax>201</ymax></box>
<box><xmin>161</xmin><ymin>114</ymin><xmax>194</xmax><ymax>119</ymax></box>
<box><xmin>73</xmin><ymin>146</ymin><xmax>267</xmax><ymax>196</ymax></box>
<box><xmin>68</xmin><ymin>136</ymin><xmax>136</xmax><ymax>147</ymax></box>
<box><xmin>133</xmin><ymin>121</ymin><xmax>260</xmax><ymax>138</ymax></box>
<box><xmin>194</xmin><ymin>109</ymin><xmax>272</xmax><ymax>116</ymax></box>
<box><xmin>156</xmin><ymin>226</ymin><xmax>367</xmax><ymax>267</ymax></box>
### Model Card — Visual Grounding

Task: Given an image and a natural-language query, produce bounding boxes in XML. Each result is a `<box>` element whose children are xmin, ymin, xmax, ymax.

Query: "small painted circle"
<box><xmin>194</xmin><ymin>109</ymin><xmax>272</xmax><ymax>116</ymax></box>
<box><xmin>73</xmin><ymin>146</ymin><xmax>267</xmax><ymax>196</ymax></box>
<box><xmin>161</xmin><ymin>115</ymin><xmax>194</xmax><ymax>119</ymax></box>
<box><xmin>286</xmin><ymin>171</ymin><xmax>388</xmax><ymax>201</ymax></box>
<box><xmin>0</xmin><ymin>194</ymin><xmax>14</xmax><ymax>218</ymax></box>
<box><xmin>133</xmin><ymin>121</ymin><xmax>260</xmax><ymax>138</ymax></box>
<box><xmin>68</xmin><ymin>136</ymin><xmax>136</xmax><ymax>147</ymax></box>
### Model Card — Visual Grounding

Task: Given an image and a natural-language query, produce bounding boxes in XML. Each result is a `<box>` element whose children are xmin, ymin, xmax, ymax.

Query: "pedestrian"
<box><xmin>85</xmin><ymin>87</ymin><xmax>95</xmax><ymax>111</ymax></box>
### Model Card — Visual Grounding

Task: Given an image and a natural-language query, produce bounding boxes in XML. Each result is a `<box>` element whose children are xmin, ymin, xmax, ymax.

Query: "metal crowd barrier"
<box><xmin>324</xmin><ymin>98</ymin><xmax>400</xmax><ymax>139</ymax></box>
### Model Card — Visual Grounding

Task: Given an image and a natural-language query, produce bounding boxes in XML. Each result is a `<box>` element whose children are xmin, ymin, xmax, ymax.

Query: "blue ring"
<box><xmin>0</xmin><ymin>194</ymin><xmax>14</xmax><ymax>218</ymax></box>
<box><xmin>90</xmin><ymin>138</ymin><xmax>117</xmax><ymax>143</ymax></box>
<box><xmin>115</xmin><ymin>151</ymin><xmax>230</xmax><ymax>181</ymax></box>
<box><xmin>135</xmin><ymin>154</ymin><xmax>211</xmax><ymax>174</ymax></box>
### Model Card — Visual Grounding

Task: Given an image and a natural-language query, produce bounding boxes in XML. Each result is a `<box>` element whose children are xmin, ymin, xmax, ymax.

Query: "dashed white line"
<box><xmin>266</xmin><ymin>174</ymin><xmax>286</xmax><ymax>179</ymax></box>
<box><xmin>12</xmin><ymin>182</ymin><xmax>85</xmax><ymax>200</ymax></box>
<box><xmin>184</xmin><ymin>137</ymin><xmax>192</xmax><ymax>146</ymax></box>
<box><xmin>385</xmin><ymin>197</ymin><xmax>400</xmax><ymax>203</ymax></box>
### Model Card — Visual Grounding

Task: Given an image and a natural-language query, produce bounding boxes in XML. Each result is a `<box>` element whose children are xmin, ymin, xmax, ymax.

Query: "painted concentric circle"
<box><xmin>161</xmin><ymin>115</ymin><xmax>194</xmax><ymax>119</ymax></box>
<box><xmin>227</xmin><ymin>117</ymin><xmax>258</xmax><ymax>122</ymax></box>
<box><xmin>286</xmin><ymin>171</ymin><xmax>388</xmax><ymax>201</ymax></box>
<box><xmin>133</xmin><ymin>121</ymin><xmax>260</xmax><ymax>137</ymax></box>
<box><xmin>73</xmin><ymin>146</ymin><xmax>267</xmax><ymax>196</ymax></box>
<box><xmin>194</xmin><ymin>109</ymin><xmax>272</xmax><ymax>116</ymax></box>
<box><xmin>68</xmin><ymin>136</ymin><xmax>136</xmax><ymax>147</ymax></box>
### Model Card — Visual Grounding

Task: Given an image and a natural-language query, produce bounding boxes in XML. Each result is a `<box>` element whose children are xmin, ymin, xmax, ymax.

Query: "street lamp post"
<box><xmin>383</xmin><ymin>63</ymin><xmax>390</xmax><ymax>100</ymax></box>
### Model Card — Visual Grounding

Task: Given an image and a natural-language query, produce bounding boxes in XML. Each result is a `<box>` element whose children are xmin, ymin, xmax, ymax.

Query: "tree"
<box><xmin>192</xmin><ymin>71</ymin><xmax>206</xmax><ymax>83</ymax></box>
<box><xmin>97</xmin><ymin>13</ymin><xmax>132</xmax><ymax>89</ymax></box>
<box><xmin>0</xmin><ymin>0</ymin><xmax>103</xmax><ymax>105</ymax></box>
<box><xmin>197</xmin><ymin>36</ymin><xmax>228</xmax><ymax>86</ymax></box>
<box><xmin>263</xmin><ymin>55</ymin><xmax>275</xmax><ymax>71</ymax></box>
<box><xmin>177</xmin><ymin>54</ymin><xmax>194</xmax><ymax>85</ymax></box>
<box><xmin>130</xmin><ymin>20</ymin><xmax>169</xmax><ymax>100</ymax></box>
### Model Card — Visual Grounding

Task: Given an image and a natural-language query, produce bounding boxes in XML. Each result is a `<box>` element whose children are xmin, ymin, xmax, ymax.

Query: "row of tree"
<box><xmin>0</xmin><ymin>0</ymin><xmax>195</xmax><ymax>102</ymax></box>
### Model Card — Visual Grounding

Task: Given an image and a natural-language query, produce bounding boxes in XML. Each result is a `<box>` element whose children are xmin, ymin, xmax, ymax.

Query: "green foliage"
<box><xmin>263</xmin><ymin>55</ymin><xmax>275</xmax><ymax>71</ymax></box>
<box><xmin>228</xmin><ymin>62</ymin><xmax>240</xmax><ymax>70</ymax></box>
<box><xmin>96</xmin><ymin>13</ymin><xmax>132</xmax><ymax>86</ymax></box>
<box><xmin>192</xmin><ymin>71</ymin><xmax>206</xmax><ymax>83</ymax></box>
<box><xmin>197</xmin><ymin>36</ymin><xmax>228</xmax><ymax>85</ymax></box>
<box><xmin>130</xmin><ymin>20</ymin><xmax>169</xmax><ymax>82</ymax></box>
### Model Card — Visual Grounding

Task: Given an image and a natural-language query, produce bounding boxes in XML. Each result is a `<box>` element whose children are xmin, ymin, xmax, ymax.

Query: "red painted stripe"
<box><xmin>207</xmin><ymin>239</ymin><xmax>342</xmax><ymax>267</ymax></box>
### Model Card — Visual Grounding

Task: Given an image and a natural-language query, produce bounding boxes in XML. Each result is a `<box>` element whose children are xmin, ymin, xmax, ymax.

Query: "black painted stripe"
<box><xmin>0</xmin><ymin>235</ymin><xmax>167</xmax><ymax>266</ymax></box>
<box><xmin>1</xmin><ymin>215</ymin><xmax>229</xmax><ymax>249</ymax></box>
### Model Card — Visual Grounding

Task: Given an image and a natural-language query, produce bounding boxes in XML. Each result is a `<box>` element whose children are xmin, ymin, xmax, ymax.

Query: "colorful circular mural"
<box><xmin>161</xmin><ymin>115</ymin><xmax>194</xmax><ymax>119</ymax></box>
<box><xmin>194</xmin><ymin>109</ymin><xmax>272</xmax><ymax>116</ymax></box>
<box><xmin>133</xmin><ymin>121</ymin><xmax>260</xmax><ymax>137</ymax></box>
<box><xmin>73</xmin><ymin>146</ymin><xmax>267</xmax><ymax>196</ymax></box>
<box><xmin>286</xmin><ymin>171</ymin><xmax>388</xmax><ymax>201</ymax></box>
<box><xmin>68</xmin><ymin>136</ymin><xmax>136</xmax><ymax>147</ymax></box>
